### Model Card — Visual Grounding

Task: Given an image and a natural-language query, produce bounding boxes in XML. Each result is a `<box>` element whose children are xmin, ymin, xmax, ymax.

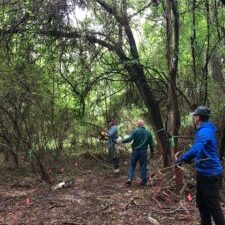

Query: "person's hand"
<box><xmin>174</xmin><ymin>158</ymin><xmax>183</xmax><ymax>166</ymax></box>
<box><xmin>116</xmin><ymin>137</ymin><xmax>122</xmax><ymax>144</ymax></box>
<box><xmin>100</xmin><ymin>131</ymin><xmax>107</xmax><ymax>137</ymax></box>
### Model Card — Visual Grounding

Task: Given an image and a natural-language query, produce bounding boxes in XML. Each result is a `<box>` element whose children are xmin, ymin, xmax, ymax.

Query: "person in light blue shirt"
<box><xmin>176</xmin><ymin>106</ymin><xmax>225</xmax><ymax>225</ymax></box>
<box><xmin>106</xmin><ymin>119</ymin><xmax>119</xmax><ymax>171</ymax></box>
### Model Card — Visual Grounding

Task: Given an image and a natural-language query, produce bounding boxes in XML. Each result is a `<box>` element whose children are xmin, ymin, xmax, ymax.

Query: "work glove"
<box><xmin>99</xmin><ymin>131</ymin><xmax>108</xmax><ymax>140</ymax></box>
<box><xmin>116</xmin><ymin>137</ymin><xmax>122</xmax><ymax>144</ymax></box>
<box><xmin>101</xmin><ymin>131</ymin><xmax>107</xmax><ymax>136</ymax></box>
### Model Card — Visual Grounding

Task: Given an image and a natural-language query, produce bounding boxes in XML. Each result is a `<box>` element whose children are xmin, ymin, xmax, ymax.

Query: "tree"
<box><xmin>19</xmin><ymin>0</ymin><xmax>172</xmax><ymax>166</ymax></box>
<box><xmin>164</xmin><ymin>0</ymin><xmax>182</xmax><ymax>190</ymax></box>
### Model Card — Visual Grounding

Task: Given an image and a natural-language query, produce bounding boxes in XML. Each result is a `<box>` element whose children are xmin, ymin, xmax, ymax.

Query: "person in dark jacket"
<box><xmin>120</xmin><ymin>119</ymin><xmax>154</xmax><ymax>186</ymax></box>
<box><xmin>176</xmin><ymin>106</ymin><xmax>225</xmax><ymax>225</ymax></box>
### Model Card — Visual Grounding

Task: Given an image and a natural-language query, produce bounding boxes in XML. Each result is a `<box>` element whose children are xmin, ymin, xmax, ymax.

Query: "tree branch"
<box><xmin>94</xmin><ymin>0</ymin><xmax>122</xmax><ymax>23</ymax></box>
<box><xmin>130</xmin><ymin>1</ymin><xmax>152</xmax><ymax>18</ymax></box>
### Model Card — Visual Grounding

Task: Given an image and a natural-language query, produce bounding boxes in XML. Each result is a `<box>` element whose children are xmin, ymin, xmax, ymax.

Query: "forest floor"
<box><xmin>0</xmin><ymin>152</ymin><xmax>224</xmax><ymax>225</ymax></box>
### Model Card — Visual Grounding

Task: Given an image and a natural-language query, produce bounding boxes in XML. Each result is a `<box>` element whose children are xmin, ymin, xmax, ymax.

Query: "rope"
<box><xmin>158</xmin><ymin>158</ymin><xmax>210</xmax><ymax>173</ymax></box>
<box><xmin>28</xmin><ymin>148</ymin><xmax>33</xmax><ymax>159</ymax></box>
<box><xmin>154</xmin><ymin>128</ymin><xmax>165</xmax><ymax>133</ymax></box>
<box><xmin>169</xmin><ymin>136</ymin><xmax>193</xmax><ymax>147</ymax></box>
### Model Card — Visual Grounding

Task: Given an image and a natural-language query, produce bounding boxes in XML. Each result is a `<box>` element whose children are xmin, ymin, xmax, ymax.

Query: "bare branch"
<box><xmin>130</xmin><ymin>1</ymin><xmax>152</xmax><ymax>18</ymax></box>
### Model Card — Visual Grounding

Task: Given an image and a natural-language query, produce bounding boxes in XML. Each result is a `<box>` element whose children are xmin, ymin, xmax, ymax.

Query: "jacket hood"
<box><xmin>198</xmin><ymin>121</ymin><xmax>217</xmax><ymax>132</ymax></box>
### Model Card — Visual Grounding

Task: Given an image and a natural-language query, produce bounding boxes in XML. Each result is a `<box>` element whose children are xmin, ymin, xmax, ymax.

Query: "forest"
<box><xmin>0</xmin><ymin>0</ymin><xmax>225</xmax><ymax>224</ymax></box>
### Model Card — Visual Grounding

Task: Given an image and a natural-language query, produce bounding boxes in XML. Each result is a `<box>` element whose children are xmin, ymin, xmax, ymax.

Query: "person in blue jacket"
<box><xmin>176</xmin><ymin>106</ymin><xmax>225</xmax><ymax>225</ymax></box>
<box><xmin>120</xmin><ymin>119</ymin><xmax>154</xmax><ymax>186</ymax></box>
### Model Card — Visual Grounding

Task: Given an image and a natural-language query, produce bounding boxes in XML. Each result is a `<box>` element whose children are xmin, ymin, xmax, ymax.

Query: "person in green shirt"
<box><xmin>119</xmin><ymin>119</ymin><xmax>154</xmax><ymax>186</ymax></box>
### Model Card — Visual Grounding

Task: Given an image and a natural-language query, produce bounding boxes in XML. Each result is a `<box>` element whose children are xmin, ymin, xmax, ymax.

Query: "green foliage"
<box><xmin>0</xmin><ymin>0</ymin><xmax>225</xmax><ymax>170</ymax></box>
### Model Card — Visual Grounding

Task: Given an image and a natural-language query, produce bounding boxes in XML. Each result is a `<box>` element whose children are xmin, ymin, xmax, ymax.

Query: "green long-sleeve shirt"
<box><xmin>122</xmin><ymin>127</ymin><xmax>154</xmax><ymax>152</ymax></box>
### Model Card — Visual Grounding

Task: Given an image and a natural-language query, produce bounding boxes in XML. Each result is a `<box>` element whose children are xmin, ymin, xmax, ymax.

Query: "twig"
<box><xmin>62</xmin><ymin>222</ymin><xmax>79</xmax><ymax>225</ymax></box>
<box><xmin>48</xmin><ymin>204</ymin><xmax>64</xmax><ymax>209</ymax></box>
<box><xmin>162</xmin><ymin>206</ymin><xmax>181</xmax><ymax>214</ymax></box>
<box><xmin>147</xmin><ymin>213</ymin><xmax>160</xmax><ymax>225</ymax></box>
<box><xmin>163</xmin><ymin>175</ymin><xmax>174</xmax><ymax>187</ymax></box>
<box><xmin>133</xmin><ymin>199</ymin><xmax>149</xmax><ymax>207</ymax></box>
<box><xmin>179</xmin><ymin>182</ymin><xmax>188</xmax><ymax>195</ymax></box>
<box><xmin>87</xmin><ymin>150</ymin><xmax>112</xmax><ymax>169</ymax></box>
<box><xmin>151</xmin><ymin>207</ymin><xmax>193</xmax><ymax>215</ymax></box>
<box><xmin>180</xmin><ymin>200</ymin><xmax>191</xmax><ymax>215</ymax></box>
<box><xmin>74</xmin><ymin>204</ymin><xmax>110</xmax><ymax>218</ymax></box>
<box><xmin>152</xmin><ymin>197</ymin><xmax>162</xmax><ymax>208</ymax></box>
<box><xmin>123</xmin><ymin>196</ymin><xmax>141</xmax><ymax>210</ymax></box>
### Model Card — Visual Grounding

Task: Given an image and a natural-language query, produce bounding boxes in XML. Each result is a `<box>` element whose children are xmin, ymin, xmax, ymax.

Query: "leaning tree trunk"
<box><xmin>119</xmin><ymin>1</ymin><xmax>171</xmax><ymax>166</ymax></box>
<box><xmin>128</xmin><ymin>64</ymin><xmax>171</xmax><ymax>166</ymax></box>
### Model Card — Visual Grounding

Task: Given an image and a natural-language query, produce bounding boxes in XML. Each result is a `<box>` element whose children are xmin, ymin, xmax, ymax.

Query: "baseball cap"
<box><xmin>190</xmin><ymin>106</ymin><xmax>211</xmax><ymax>117</ymax></box>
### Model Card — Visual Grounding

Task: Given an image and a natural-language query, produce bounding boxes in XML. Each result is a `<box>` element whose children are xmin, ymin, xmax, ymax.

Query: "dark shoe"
<box><xmin>126</xmin><ymin>179</ymin><xmax>132</xmax><ymax>186</ymax></box>
<box><xmin>139</xmin><ymin>182</ymin><xmax>147</xmax><ymax>187</ymax></box>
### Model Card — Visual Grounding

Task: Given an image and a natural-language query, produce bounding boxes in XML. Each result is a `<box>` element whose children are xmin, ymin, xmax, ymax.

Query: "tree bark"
<box><xmin>127</xmin><ymin>64</ymin><xmax>171</xmax><ymax>166</ymax></box>
<box><xmin>191</xmin><ymin>0</ymin><xmax>197</xmax><ymax>104</ymax></box>
<box><xmin>165</xmin><ymin>0</ymin><xmax>182</xmax><ymax>190</ymax></box>
<box><xmin>203</xmin><ymin>0</ymin><xmax>210</xmax><ymax>105</ymax></box>
<box><xmin>34</xmin><ymin>152</ymin><xmax>52</xmax><ymax>184</ymax></box>
<box><xmin>118</xmin><ymin>0</ymin><xmax>171</xmax><ymax>166</ymax></box>
<box><xmin>210</xmin><ymin>49</ymin><xmax>224</xmax><ymax>84</ymax></box>
<box><xmin>219</xmin><ymin>110</ymin><xmax>225</xmax><ymax>160</ymax></box>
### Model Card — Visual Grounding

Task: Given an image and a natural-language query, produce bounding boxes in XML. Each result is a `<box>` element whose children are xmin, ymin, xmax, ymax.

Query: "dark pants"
<box><xmin>109</xmin><ymin>145</ymin><xmax>119</xmax><ymax>169</ymax></box>
<box><xmin>128</xmin><ymin>149</ymin><xmax>147</xmax><ymax>185</ymax></box>
<box><xmin>196</xmin><ymin>173</ymin><xmax>225</xmax><ymax>225</ymax></box>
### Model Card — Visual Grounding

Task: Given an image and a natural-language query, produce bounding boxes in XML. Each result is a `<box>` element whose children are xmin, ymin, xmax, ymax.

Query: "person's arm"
<box><xmin>122</xmin><ymin>130</ymin><xmax>135</xmax><ymax>143</ymax></box>
<box><xmin>178</xmin><ymin>130</ymin><xmax>209</xmax><ymax>163</ymax></box>
<box><xmin>107</xmin><ymin>126</ymin><xmax>117</xmax><ymax>138</ymax></box>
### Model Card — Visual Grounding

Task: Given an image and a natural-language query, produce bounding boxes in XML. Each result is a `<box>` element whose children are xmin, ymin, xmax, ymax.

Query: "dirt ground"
<box><xmin>0</xmin><ymin>154</ymin><xmax>223</xmax><ymax>225</ymax></box>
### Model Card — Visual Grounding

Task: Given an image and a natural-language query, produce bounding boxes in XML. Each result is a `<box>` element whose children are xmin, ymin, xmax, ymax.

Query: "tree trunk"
<box><xmin>3</xmin><ymin>148</ymin><xmax>9</xmax><ymax>162</ymax></box>
<box><xmin>165</xmin><ymin>0</ymin><xmax>182</xmax><ymax>191</ymax></box>
<box><xmin>191</xmin><ymin>0</ymin><xmax>197</xmax><ymax>104</ymax></box>
<box><xmin>119</xmin><ymin>1</ymin><xmax>171</xmax><ymax>166</ymax></box>
<box><xmin>210</xmin><ymin>49</ymin><xmax>224</xmax><ymax>84</ymax></box>
<box><xmin>128</xmin><ymin>64</ymin><xmax>171</xmax><ymax>166</ymax></box>
<box><xmin>34</xmin><ymin>152</ymin><xmax>52</xmax><ymax>184</ymax></box>
<box><xmin>203</xmin><ymin>0</ymin><xmax>210</xmax><ymax>105</ymax></box>
<box><xmin>11</xmin><ymin>149</ymin><xmax>19</xmax><ymax>167</ymax></box>
<box><xmin>219</xmin><ymin>110</ymin><xmax>225</xmax><ymax>160</ymax></box>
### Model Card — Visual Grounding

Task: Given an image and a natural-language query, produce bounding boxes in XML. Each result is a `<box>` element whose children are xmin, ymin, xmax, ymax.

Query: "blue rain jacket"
<box><xmin>180</xmin><ymin>122</ymin><xmax>223</xmax><ymax>176</ymax></box>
